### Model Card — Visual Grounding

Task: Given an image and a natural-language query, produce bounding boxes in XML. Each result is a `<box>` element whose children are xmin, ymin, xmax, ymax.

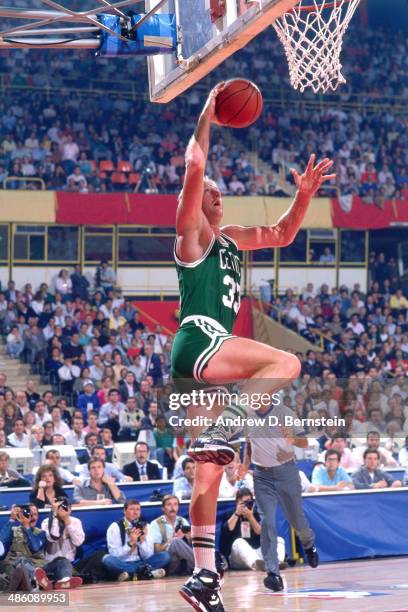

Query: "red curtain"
<box><xmin>330</xmin><ymin>196</ymin><xmax>403</xmax><ymax>229</ymax></box>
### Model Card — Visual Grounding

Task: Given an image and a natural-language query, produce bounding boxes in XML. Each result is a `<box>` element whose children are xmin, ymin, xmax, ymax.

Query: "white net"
<box><xmin>273</xmin><ymin>0</ymin><xmax>361</xmax><ymax>94</ymax></box>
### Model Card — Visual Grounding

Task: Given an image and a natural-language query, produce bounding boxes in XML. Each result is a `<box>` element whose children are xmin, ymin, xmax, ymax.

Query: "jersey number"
<box><xmin>222</xmin><ymin>275</ymin><xmax>241</xmax><ymax>314</ymax></box>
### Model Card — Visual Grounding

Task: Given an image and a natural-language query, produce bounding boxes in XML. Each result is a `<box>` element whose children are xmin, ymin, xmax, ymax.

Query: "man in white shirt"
<box><xmin>89</xmin><ymin>354</ymin><xmax>104</xmax><ymax>382</ymax></box>
<box><xmin>102</xmin><ymin>499</ymin><xmax>169</xmax><ymax>581</ymax></box>
<box><xmin>97</xmin><ymin>389</ymin><xmax>125</xmax><ymax>440</ymax></box>
<box><xmin>38</xmin><ymin>498</ymin><xmax>84</xmax><ymax>590</ymax></box>
<box><xmin>34</xmin><ymin>399</ymin><xmax>51</xmax><ymax>426</ymax></box>
<box><xmin>65</xmin><ymin>416</ymin><xmax>87</xmax><ymax>448</ymax></box>
<box><xmin>7</xmin><ymin>419</ymin><xmax>30</xmax><ymax>448</ymax></box>
<box><xmin>244</xmin><ymin>402</ymin><xmax>319</xmax><ymax>592</ymax></box>
<box><xmin>149</xmin><ymin>495</ymin><xmax>194</xmax><ymax>576</ymax></box>
<box><xmin>218</xmin><ymin>451</ymin><xmax>254</xmax><ymax>499</ymax></box>
<box><xmin>48</xmin><ymin>406</ymin><xmax>70</xmax><ymax>438</ymax></box>
<box><xmin>58</xmin><ymin>357</ymin><xmax>80</xmax><ymax>395</ymax></box>
<box><xmin>15</xmin><ymin>390</ymin><xmax>31</xmax><ymax>418</ymax></box>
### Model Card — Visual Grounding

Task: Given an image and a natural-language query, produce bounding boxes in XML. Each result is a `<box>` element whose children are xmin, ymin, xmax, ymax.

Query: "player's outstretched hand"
<box><xmin>202</xmin><ymin>82</ymin><xmax>225</xmax><ymax>125</ymax></box>
<box><xmin>290</xmin><ymin>154</ymin><xmax>336</xmax><ymax>197</ymax></box>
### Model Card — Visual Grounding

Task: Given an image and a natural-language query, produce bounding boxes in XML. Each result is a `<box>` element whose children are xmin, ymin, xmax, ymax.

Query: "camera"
<box><xmin>243</xmin><ymin>500</ymin><xmax>254</xmax><ymax>510</ymax></box>
<box><xmin>130</xmin><ymin>519</ymin><xmax>146</xmax><ymax>531</ymax></box>
<box><xmin>55</xmin><ymin>496</ymin><xmax>70</xmax><ymax>512</ymax></box>
<box><xmin>19</xmin><ymin>505</ymin><xmax>32</xmax><ymax>519</ymax></box>
<box><xmin>176</xmin><ymin>521</ymin><xmax>191</xmax><ymax>535</ymax></box>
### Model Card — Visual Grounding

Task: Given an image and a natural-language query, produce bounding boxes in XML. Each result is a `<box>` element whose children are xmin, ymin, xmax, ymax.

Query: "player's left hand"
<box><xmin>291</xmin><ymin>154</ymin><xmax>336</xmax><ymax>197</ymax></box>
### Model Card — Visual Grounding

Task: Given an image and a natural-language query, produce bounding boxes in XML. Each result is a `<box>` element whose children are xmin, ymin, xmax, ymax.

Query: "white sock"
<box><xmin>191</xmin><ymin>524</ymin><xmax>216</xmax><ymax>573</ymax></box>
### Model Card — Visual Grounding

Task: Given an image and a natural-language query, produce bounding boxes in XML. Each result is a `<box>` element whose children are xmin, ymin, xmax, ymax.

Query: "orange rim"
<box><xmin>293</xmin><ymin>0</ymin><xmax>353</xmax><ymax>12</ymax></box>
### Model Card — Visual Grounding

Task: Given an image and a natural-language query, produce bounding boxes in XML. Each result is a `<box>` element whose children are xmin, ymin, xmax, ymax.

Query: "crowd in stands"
<box><xmin>0</xmin><ymin>268</ymin><xmax>408</xmax><ymax>588</ymax></box>
<box><xmin>0</xmin><ymin>23</ymin><xmax>406</xmax><ymax>198</ymax></box>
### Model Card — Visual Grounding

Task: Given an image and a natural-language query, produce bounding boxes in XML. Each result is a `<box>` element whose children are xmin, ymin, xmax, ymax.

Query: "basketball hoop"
<box><xmin>272</xmin><ymin>0</ymin><xmax>361</xmax><ymax>94</ymax></box>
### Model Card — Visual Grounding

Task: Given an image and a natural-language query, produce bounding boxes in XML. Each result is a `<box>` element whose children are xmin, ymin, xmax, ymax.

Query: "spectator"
<box><xmin>37</xmin><ymin>497</ymin><xmax>84</xmax><ymax>590</ymax></box>
<box><xmin>118</xmin><ymin>397</ymin><xmax>144</xmax><ymax>441</ymax></box>
<box><xmin>70</xmin><ymin>265</ymin><xmax>89</xmax><ymax>301</ymax></box>
<box><xmin>6</xmin><ymin>325</ymin><xmax>25</xmax><ymax>359</ymax></box>
<box><xmin>58</xmin><ymin>357</ymin><xmax>80</xmax><ymax>396</ymax></box>
<box><xmin>65</xmin><ymin>416</ymin><xmax>86</xmax><ymax>447</ymax></box>
<box><xmin>77</xmin><ymin>445</ymin><xmax>131</xmax><ymax>482</ymax></box>
<box><xmin>173</xmin><ymin>458</ymin><xmax>196</xmax><ymax>500</ymax></box>
<box><xmin>122</xmin><ymin>441</ymin><xmax>161</xmax><ymax>481</ymax></box>
<box><xmin>154</xmin><ymin>416</ymin><xmax>175</xmax><ymax>473</ymax></box>
<box><xmin>311</xmin><ymin>450</ymin><xmax>354</xmax><ymax>491</ymax></box>
<box><xmin>398</xmin><ymin>436</ymin><xmax>408</xmax><ymax>467</ymax></box>
<box><xmin>0</xmin><ymin>451</ymin><xmax>31</xmax><ymax>487</ymax></box>
<box><xmin>96</xmin><ymin>260</ymin><xmax>116</xmax><ymax>296</ymax></box>
<box><xmin>149</xmin><ymin>495</ymin><xmax>194</xmax><ymax>576</ymax></box>
<box><xmin>97</xmin><ymin>388</ymin><xmax>126</xmax><ymax>439</ymax></box>
<box><xmin>76</xmin><ymin>380</ymin><xmax>100</xmax><ymax>422</ymax></box>
<box><xmin>44</xmin><ymin>449</ymin><xmax>81</xmax><ymax>485</ymax></box>
<box><xmin>30</xmin><ymin>465</ymin><xmax>68</xmax><ymax>509</ymax></box>
<box><xmin>220</xmin><ymin>488</ymin><xmax>265</xmax><ymax>571</ymax></box>
<box><xmin>102</xmin><ymin>499</ymin><xmax>169</xmax><ymax>581</ymax></box>
<box><xmin>352</xmin><ymin>449</ymin><xmax>402</xmax><ymax>489</ymax></box>
<box><xmin>218</xmin><ymin>451</ymin><xmax>254</xmax><ymax>499</ymax></box>
<box><xmin>7</xmin><ymin>418</ymin><xmax>30</xmax><ymax>448</ymax></box>
<box><xmin>352</xmin><ymin>431</ymin><xmax>398</xmax><ymax>468</ymax></box>
<box><xmin>73</xmin><ymin>458</ymin><xmax>125</xmax><ymax>506</ymax></box>
<box><xmin>55</xmin><ymin>269</ymin><xmax>72</xmax><ymax>300</ymax></box>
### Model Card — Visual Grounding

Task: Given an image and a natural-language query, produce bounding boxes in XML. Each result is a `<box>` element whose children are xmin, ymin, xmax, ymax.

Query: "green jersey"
<box><xmin>174</xmin><ymin>232</ymin><xmax>241</xmax><ymax>333</ymax></box>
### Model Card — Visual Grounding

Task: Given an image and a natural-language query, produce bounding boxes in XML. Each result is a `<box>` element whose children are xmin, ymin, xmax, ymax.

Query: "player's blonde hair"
<box><xmin>178</xmin><ymin>176</ymin><xmax>218</xmax><ymax>203</ymax></box>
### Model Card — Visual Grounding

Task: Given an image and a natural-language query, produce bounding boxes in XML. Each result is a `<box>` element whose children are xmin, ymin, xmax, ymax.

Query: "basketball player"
<box><xmin>172</xmin><ymin>84</ymin><xmax>335</xmax><ymax>611</ymax></box>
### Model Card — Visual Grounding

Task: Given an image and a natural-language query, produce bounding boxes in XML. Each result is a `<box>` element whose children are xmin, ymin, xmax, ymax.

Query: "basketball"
<box><xmin>215</xmin><ymin>79</ymin><xmax>263</xmax><ymax>128</ymax></box>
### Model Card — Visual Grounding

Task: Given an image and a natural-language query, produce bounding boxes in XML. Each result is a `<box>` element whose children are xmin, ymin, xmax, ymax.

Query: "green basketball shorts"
<box><xmin>171</xmin><ymin>315</ymin><xmax>235</xmax><ymax>384</ymax></box>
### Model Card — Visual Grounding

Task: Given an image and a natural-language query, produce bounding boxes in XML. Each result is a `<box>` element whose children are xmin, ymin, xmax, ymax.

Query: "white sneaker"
<box><xmin>151</xmin><ymin>569</ymin><xmax>166</xmax><ymax>579</ymax></box>
<box><xmin>118</xmin><ymin>572</ymin><xmax>130</xmax><ymax>582</ymax></box>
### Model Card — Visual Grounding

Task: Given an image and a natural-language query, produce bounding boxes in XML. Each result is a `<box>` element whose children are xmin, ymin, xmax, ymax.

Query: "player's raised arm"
<box><xmin>176</xmin><ymin>84</ymin><xmax>224</xmax><ymax>237</ymax></box>
<box><xmin>222</xmin><ymin>154</ymin><xmax>335</xmax><ymax>250</ymax></box>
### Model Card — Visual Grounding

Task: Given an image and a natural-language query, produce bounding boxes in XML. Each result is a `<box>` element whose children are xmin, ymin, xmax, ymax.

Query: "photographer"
<box><xmin>37</xmin><ymin>497</ymin><xmax>84</xmax><ymax>590</ymax></box>
<box><xmin>220</xmin><ymin>488</ymin><xmax>266</xmax><ymax>571</ymax></box>
<box><xmin>149</xmin><ymin>495</ymin><xmax>194</xmax><ymax>576</ymax></box>
<box><xmin>0</xmin><ymin>504</ymin><xmax>45</xmax><ymax>589</ymax></box>
<box><xmin>102</xmin><ymin>499</ymin><xmax>169</xmax><ymax>581</ymax></box>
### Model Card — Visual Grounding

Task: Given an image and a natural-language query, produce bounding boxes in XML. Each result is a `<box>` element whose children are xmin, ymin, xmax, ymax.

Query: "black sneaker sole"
<box><xmin>187</xmin><ymin>445</ymin><xmax>235</xmax><ymax>466</ymax></box>
<box><xmin>179</xmin><ymin>586</ymin><xmax>204</xmax><ymax>611</ymax></box>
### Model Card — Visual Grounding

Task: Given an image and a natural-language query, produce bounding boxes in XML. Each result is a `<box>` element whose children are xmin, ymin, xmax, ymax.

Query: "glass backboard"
<box><xmin>147</xmin><ymin>0</ymin><xmax>299</xmax><ymax>103</ymax></box>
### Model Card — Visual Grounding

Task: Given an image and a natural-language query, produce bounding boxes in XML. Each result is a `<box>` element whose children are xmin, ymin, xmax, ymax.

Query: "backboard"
<box><xmin>147</xmin><ymin>0</ymin><xmax>299</xmax><ymax>103</ymax></box>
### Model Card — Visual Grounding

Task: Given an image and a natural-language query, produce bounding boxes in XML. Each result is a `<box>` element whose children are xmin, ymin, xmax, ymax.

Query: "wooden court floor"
<box><xmin>16</xmin><ymin>558</ymin><xmax>408</xmax><ymax>612</ymax></box>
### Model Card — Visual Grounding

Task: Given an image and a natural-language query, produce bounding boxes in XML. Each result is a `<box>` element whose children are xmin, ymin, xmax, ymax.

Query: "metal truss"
<box><xmin>0</xmin><ymin>0</ymin><xmax>168</xmax><ymax>48</ymax></box>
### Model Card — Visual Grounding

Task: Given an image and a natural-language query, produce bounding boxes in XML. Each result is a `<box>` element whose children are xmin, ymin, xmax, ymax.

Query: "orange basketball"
<box><xmin>215</xmin><ymin>79</ymin><xmax>263</xmax><ymax>128</ymax></box>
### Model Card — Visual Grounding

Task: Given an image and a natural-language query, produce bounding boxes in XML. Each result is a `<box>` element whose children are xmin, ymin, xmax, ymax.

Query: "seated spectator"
<box><xmin>352</xmin><ymin>449</ymin><xmax>402</xmax><ymax>489</ymax></box>
<box><xmin>58</xmin><ymin>357</ymin><xmax>80</xmax><ymax>396</ymax></box>
<box><xmin>118</xmin><ymin>397</ymin><xmax>144</xmax><ymax>441</ymax></box>
<box><xmin>220</xmin><ymin>488</ymin><xmax>266</xmax><ymax>571</ymax></box>
<box><xmin>102</xmin><ymin>499</ymin><xmax>169</xmax><ymax>581</ymax></box>
<box><xmin>149</xmin><ymin>495</ymin><xmax>194</xmax><ymax>576</ymax></box>
<box><xmin>73</xmin><ymin>458</ymin><xmax>125</xmax><ymax>506</ymax></box>
<box><xmin>30</xmin><ymin>465</ymin><xmax>68</xmax><ymax>509</ymax></box>
<box><xmin>321</xmin><ymin>434</ymin><xmax>361</xmax><ymax>470</ymax></box>
<box><xmin>154</xmin><ymin>416</ymin><xmax>175</xmax><ymax>473</ymax></box>
<box><xmin>119</xmin><ymin>371</ymin><xmax>139</xmax><ymax>403</ymax></box>
<box><xmin>173</xmin><ymin>458</ymin><xmax>195</xmax><ymax>500</ymax></box>
<box><xmin>76</xmin><ymin>380</ymin><xmax>100</xmax><ymax>422</ymax></box>
<box><xmin>83</xmin><ymin>411</ymin><xmax>100</xmax><ymax>435</ymax></box>
<box><xmin>96</xmin><ymin>260</ymin><xmax>116</xmax><ymax>296</ymax></box>
<box><xmin>65</xmin><ymin>415</ymin><xmax>86</xmax><ymax>447</ymax></box>
<box><xmin>7</xmin><ymin>418</ymin><xmax>30</xmax><ymax>448</ymax></box>
<box><xmin>100</xmin><ymin>426</ymin><xmax>114</xmax><ymax>447</ymax></box>
<box><xmin>6</xmin><ymin>325</ymin><xmax>25</xmax><ymax>359</ymax></box>
<box><xmin>352</xmin><ymin>431</ymin><xmax>398</xmax><ymax>468</ymax></box>
<box><xmin>311</xmin><ymin>450</ymin><xmax>354</xmax><ymax>491</ymax></box>
<box><xmin>49</xmin><ymin>406</ymin><xmax>70</xmax><ymax>439</ymax></box>
<box><xmin>78</xmin><ymin>445</ymin><xmax>131</xmax><ymax>482</ymax></box>
<box><xmin>123</xmin><ymin>441</ymin><xmax>161</xmax><ymax>481</ymax></box>
<box><xmin>37</xmin><ymin>497</ymin><xmax>84</xmax><ymax>590</ymax></box>
<box><xmin>398</xmin><ymin>436</ymin><xmax>408</xmax><ymax>467</ymax></box>
<box><xmin>44</xmin><ymin>449</ymin><xmax>81</xmax><ymax>486</ymax></box>
<box><xmin>97</xmin><ymin>388</ymin><xmax>126</xmax><ymax>440</ymax></box>
<box><xmin>218</xmin><ymin>452</ymin><xmax>254</xmax><ymax>498</ymax></box>
<box><xmin>0</xmin><ymin>451</ymin><xmax>31</xmax><ymax>487</ymax></box>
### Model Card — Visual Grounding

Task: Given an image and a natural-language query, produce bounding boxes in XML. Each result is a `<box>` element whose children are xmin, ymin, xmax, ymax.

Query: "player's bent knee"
<box><xmin>283</xmin><ymin>352</ymin><xmax>301</xmax><ymax>379</ymax></box>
